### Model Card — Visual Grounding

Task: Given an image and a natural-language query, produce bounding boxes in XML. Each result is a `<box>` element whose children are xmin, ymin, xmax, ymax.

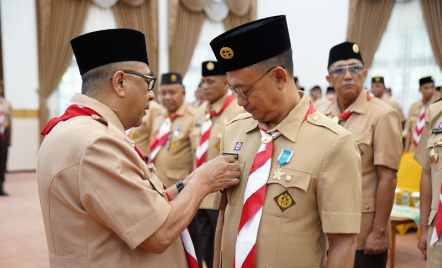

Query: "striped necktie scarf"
<box><xmin>413</xmin><ymin>105</ymin><xmax>427</xmax><ymax>148</ymax></box>
<box><xmin>430</xmin><ymin>183</ymin><xmax>442</xmax><ymax>247</ymax></box>
<box><xmin>195</xmin><ymin>95</ymin><xmax>235</xmax><ymax>168</ymax></box>
<box><xmin>234</xmin><ymin>101</ymin><xmax>316</xmax><ymax>268</ymax></box>
<box><xmin>148</xmin><ymin>114</ymin><xmax>180</xmax><ymax>164</ymax></box>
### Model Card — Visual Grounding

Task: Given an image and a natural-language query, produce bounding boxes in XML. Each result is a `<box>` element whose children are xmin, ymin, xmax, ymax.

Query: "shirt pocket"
<box><xmin>354</xmin><ymin>132</ymin><xmax>372</xmax><ymax>163</ymax></box>
<box><xmin>227</xmin><ymin>161</ymin><xmax>246</xmax><ymax>206</ymax></box>
<box><xmin>264</xmin><ymin>167</ymin><xmax>312</xmax><ymax>219</ymax></box>
<box><xmin>426</xmin><ymin>134</ymin><xmax>442</xmax><ymax>171</ymax></box>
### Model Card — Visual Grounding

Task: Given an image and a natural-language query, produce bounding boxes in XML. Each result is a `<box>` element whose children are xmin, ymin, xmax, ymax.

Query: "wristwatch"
<box><xmin>176</xmin><ymin>180</ymin><xmax>185</xmax><ymax>193</ymax></box>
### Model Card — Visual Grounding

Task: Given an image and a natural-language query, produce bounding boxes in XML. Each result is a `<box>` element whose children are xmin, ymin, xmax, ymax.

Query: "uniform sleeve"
<box><xmin>318</xmin><ymin>132</ymin><xmax>362</xmax><ymax>233</ymax></box>
<box><xmin>79</xmin><ymin>135</ymin><xmax>171</xmax><ymax>250</ymax></box>
<box><xmin>414</xmin><ymin>109</ymin><xmax>432</xmax><ymax>169</ymax></box>
<box><xmin>373</xmin><ymin>109</ymin><xmax>403</xmax><ymax>170</ymax></box>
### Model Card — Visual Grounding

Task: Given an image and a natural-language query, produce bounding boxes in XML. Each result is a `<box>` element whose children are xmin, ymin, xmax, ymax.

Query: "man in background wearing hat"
<box><xmin>129</xmin><ymin>99</ymin><xmax>163</xmax><ymax>160</ymax></box>
<box><xmin>414</xmin><ymin>97</ymin><xmax>442</xmax><ymax>267</ymax></box>
<box><xmin>148</xmin><ymin>72</ymin><xmax>195</xmax><ymax>188</ymax></box>
<box><xmin>37</xmin><ymin>29</ymin><xmax>240</xmax><ymax>267</ymax></box>
<box><xmin>371</xmin><ymin>76</ymin><xmax>405</xmax><ymax>129</ymax></box>
<box><xmin>193</xmin><ymin>60</ymin><xmax>244</xmax><ymax>268</ymax></box>
<box><xmin>404</xmin><ymin>76</ymin><xmax>435</xmax><ymax>152</ymax></box>
<box><xmin>317</xmin><ymin>42</ymin><xmax>402</xmax><ymax>268</ymax></box>
<box><xmin>211</xmin><ymin>16</ymin><xmax>362</xmax><ymax>268</ymax></box>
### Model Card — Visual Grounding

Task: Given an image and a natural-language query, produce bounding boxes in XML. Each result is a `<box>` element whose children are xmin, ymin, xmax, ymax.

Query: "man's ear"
<box><xmin>110</xmin><ymin>71</ymin><xmax>126</xmax><ymax>97</ymax></box>
<box><xmin>326</xmin><ymin>75</ymin><xmax>332</xmax><ymax>87</ymax></box>
<box><xmin>275</xmin><ymin>66</ymin><xmax>287</xmax><ymax>90</ymax></box>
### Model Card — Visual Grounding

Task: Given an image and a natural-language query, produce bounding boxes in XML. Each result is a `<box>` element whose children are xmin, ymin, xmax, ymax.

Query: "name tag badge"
<box><xmin>222</xmin><ymin>152</ymin><xmax>239</xmax><ymax>160</ymax></box>
<box><xmin>432</xmin><ymin>128</ymin><xmax>442</xmax><ymax>134</ymax></box>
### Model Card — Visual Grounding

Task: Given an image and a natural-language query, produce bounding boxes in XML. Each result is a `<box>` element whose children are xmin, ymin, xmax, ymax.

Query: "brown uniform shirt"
<box><xmin>193</xmin><ymin>94</ymin><xmax>244</xmax><ymax>209</ymax></box>
<box><xmin>414</xmin><ymin>99</ymin><xmax>442</xmax><ymax>267</ymax></box>
<box><xmin>150</xmin><ymin>101</ymin><xmax>195</xmax><ymax>187</ymax></box>
<box><xmin>129</xmin><ymin>100</ymin><xmax>163</xmax><ymax>157</ymax></box>
<box><xmin>37</xmin><ymin>93</ymin><xmax>187</xmax><ymax>268</ymax></box>
<box><xmin>220</xmin><ymin>93</ymin><xmax>362</xmax><ymax>267</ymax></box>
<box><xmin>406</xmin><ymin>99</ymin><xmax>434</xmax><ymax>152</ymax></box>
<box><xmin>317</xmin><ymin>89</ymin><xmax>403</xmax><ymax>249</ymax></box>
<box><xmin>380</xmin><ymin>95</ymin><xmax>405</xmax><ymax>125</ymax></box>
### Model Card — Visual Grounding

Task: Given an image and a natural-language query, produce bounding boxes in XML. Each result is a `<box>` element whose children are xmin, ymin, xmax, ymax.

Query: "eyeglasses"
<box><xmin>227</xmin><ymin>65</ymin><xmax>286</xmax><ymax>99</ymax></box>
<box><xmin>329</xmin><ymin>65</ymin><xmax>364</xmax><ymax>77</ymax></box>
<box><xmin>109</xmin><ymin>70</ymin><xmax>157</xmax><ymax>91</ymax></box>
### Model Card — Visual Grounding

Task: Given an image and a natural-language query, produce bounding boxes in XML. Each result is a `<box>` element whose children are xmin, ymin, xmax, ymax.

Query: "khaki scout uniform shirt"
<box><xmin>150</xmin><ymin>101</ymin><xmax>195</xmax><ymax>187</ymax></box>
<box><xmin>130</xmin><ymin>100</ymin><xmax>163</xmax><ymax>157</ymax></box>
<box><xmin>220</xmin><ymin>93</ymin><xmax>362</xmax><ymax>268</ymax></box>
<box><xmin>193</xmin><ymin>94</ymin><xmax>244</xmax><ymax>209</ymax></box>
<box><xmin>317</xmin><ymin>89</ymin><xmax>403</xmax><ymax>250</ymax></box>
<box><xmin>414</xmin><ymin>99</ymin><xmax>442</xmax><ymax>268</ymax></box>
<box><xmin>407</xmin><ymin>99</ymin><xmax>434</xmax><ymax>152</ymax></box>
<box><xmin>37</xmin><ymin>93</ymin><xmax>187</xmax><ymax>268</ymax></box>
<box><xmin>380</xmin><ymin>95</ymin><xmax>405</xmax><ymax>125</ymax></box>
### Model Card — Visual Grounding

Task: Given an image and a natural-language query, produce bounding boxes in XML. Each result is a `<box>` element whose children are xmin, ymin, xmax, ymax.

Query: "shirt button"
<box><xmin>312</xmin><ymin>116</ymin><xmax>318</xmax><ymax>121</ymax></box>
<box><xmin>365</xmin><ymin>205</ymin><xmax>370</xmax><ymax>210</ymax></box>
<box><xmin>285</xmin><ymin>175</ymin><xmax>292</xmax><ymax>182</ymax></box>
<box><xmin>355</xmin><ymin>138</ymin><xmax>360</xmax><ymax>142</ymax></box>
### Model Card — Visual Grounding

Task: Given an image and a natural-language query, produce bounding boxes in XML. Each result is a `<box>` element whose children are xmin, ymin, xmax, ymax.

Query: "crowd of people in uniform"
<box><xmin>36</xmin><ymin>14</ymin><xmax>442</xmax><ymax>268</ymax></box>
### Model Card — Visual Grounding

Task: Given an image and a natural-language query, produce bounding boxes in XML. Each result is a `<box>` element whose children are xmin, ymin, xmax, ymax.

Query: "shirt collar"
<box><xmin>168</xmin><ymin>100</ymin><xmax>188</xmax><ymax>117</ymax></box>
<box><xmin>246</xmin><ymin>91</ymin><xmax>310</xmax><ymax>143</ymax></box>
<box><xmin>70</xmin><ymin>93</ymin><xmax>126</xmax><ymax>134</ymax></box>
<box><xmin>331</xmin><ymin>88</ymin><xmax>368</xmax><ymax>115</ymax></box>
<box><xmin>208</xmin><ymin>93</ymin><xmax>228</xmax><ymax>114</ymax></box>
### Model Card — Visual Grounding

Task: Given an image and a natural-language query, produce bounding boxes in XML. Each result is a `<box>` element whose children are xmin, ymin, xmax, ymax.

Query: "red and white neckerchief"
<box><xmin>195</xmin><ymin>95</ymin><xmax>235</xmax><ymax>168</ymax></box>
<box><xmin>430</xmin><ymin>183</ymin><xmax>442</xmax><ymax>247</ymax></box>
<box><xmin>164</xmin><ymin>193</ymin><xmax>200</xmax><ymax>268</ymax></box>
<box><xmin>148</xmin><ymin>114</ymin><xmax>180</xmax><ymax>164</ymax></box>
<box><xmin>330</xmin><ymin>91</ymin><xmax>371</xmax><ymax>123</ymax></box>
<box><xmin>234</xmin><ymin>101</ymin><xmax>316</xmax><ymax>268</ymax></box>
<box><xmin>41</xmin><ymin>104</ymin><xmax>200</xmax><ymax>268</ymax></box>
<box><xmin>413</xmin><ymin>105</ymin><xmax>427</xmax><ymax>148</ymax></box>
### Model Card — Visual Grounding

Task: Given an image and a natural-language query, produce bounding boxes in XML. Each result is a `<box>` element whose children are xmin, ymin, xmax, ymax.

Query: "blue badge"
<box><xmin>439</xmin><ymin>122</ymin><xmax>442</xmax><ymax>129</ymax></box>
<box><xmin>278</xmin><ymin>149</ymin><xmax>293</xmax><ymax>166</ymax></box>
<box><xmin>234</xmin><ymin>142</ymin><xmax>243</xmax><ymax>151</ymax></box>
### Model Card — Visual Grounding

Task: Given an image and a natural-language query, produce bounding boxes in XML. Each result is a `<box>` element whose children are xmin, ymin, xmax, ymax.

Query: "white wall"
<box><xmin>258</xmin><ymin>0</ymin><xmax>349</xmax><ymax>95</ymax></box>
<box><xmin>1</xmin><ymin>0</ymin><xmax>40</xmax><ymax>171</ymax></box>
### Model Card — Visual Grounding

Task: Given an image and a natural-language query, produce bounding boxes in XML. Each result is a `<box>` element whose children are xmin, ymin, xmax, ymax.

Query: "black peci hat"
<box><xmin>326</xmin><ymin>87</ymin><xmax>335</xmax><ymax>94</ymax></box>
<box><xmin>436</xmin><ymin>86</ymin><xmax>442</xmax><ymax>92</ymax></box>
<box><xmin>202</xmin><ymin>61</ymin><xmax>225</xmax><ymax>77</ymax></box>
<box><xmin>328</xmin><ymin>42</ymin><xmax>364</xmax><ymax>68</ymax></box>
<box><xmin>210</xmin><ymin>15</ymin><xmax>291</xmax><ymax>72</ymax></box>
<box><xmin>419</xmin><ymin>76</ymin><xmax>434</xmax><ymax>86</ymax></box>
<box><xmin>371</xmin><ymin>76</ymin><xmax>384</xmax><ymax>84</ymax></box>
<box><xmin>161</xmin><ymin>72</ymin><xmax>183</xmax><ymax>85</ymax></box>
<box><xmin>71</xmin><ymin>29</ymin><xmax>149</xmax><ymax>75</ymax></box>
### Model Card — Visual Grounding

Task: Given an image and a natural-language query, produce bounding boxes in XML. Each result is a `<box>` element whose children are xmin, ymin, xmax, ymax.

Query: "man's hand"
<box><xmin>417</xmin><ymin>228</ymin><xmax>428</xmax><ymax>258</ymax></box>
<box><xmin>363</xmin><ymin>230</ymin><xmax>388</xmax><ymax>255</ymax></box>
<box><xmin>190</xmin><ymin>155</ymin><xmax>240</xmax><ymax>194</ymax></box>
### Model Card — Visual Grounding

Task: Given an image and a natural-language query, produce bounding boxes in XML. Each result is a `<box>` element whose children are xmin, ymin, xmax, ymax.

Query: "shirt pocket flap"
<box><xmin>267</xmin><ymin>167</ymin><xmax>311</xmax><ymax>192</ymax></box>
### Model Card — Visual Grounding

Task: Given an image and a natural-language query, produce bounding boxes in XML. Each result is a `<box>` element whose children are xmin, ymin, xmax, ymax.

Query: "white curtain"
<box><xmin>47</xmin><ymin>3</ymin><xmax>118</xmax><ymax>119</ymax></box>
<box><xmin>367</xmin><ymin>0</ymin><xmax>442</xmax><ymax>119</ymax></box>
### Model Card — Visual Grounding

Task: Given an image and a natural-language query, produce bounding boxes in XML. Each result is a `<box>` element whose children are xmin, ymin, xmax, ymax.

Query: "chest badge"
<box><xmin>430</xmin><ymin>148</ymin><xmax>439</xmax><ymax>163</ymax></box>
<box><xmin>273</xmin><ymin>168</ymin><xmax>284</xmax><ymax>180</ymax></box>
<box><xmin>274</xmin><ymin>190</ymin><xmax>295</xmax><ymax>212</ymax></box>
<box><xmin>234</xmin><ymin>142</ymin><xmax>243</xmax><ymax>151</ymax></box>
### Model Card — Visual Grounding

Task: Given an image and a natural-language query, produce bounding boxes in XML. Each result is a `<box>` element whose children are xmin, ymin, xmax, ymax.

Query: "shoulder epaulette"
<box><xmin>91</xmin><ymin>114</ymin><xmax>108</xmax><ymax>126</ymax></box>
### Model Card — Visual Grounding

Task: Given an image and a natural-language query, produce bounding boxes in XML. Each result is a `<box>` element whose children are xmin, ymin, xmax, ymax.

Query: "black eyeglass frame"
<box><xmin>226</xmin><ymin>65</ymin><xmax>286</xmax><ymax>100</ymax></box>
<box><xmin>109</xmin><ymin>70</ymin><xmax>157</xmax><ymax>91</ymax></box>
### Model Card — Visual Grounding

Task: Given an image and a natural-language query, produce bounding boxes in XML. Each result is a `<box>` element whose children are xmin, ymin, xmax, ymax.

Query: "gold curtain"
<box><xmin>36</xmin><ymin>0</ymin><xmax>90</xmax><ymax>137</ymax></box>
<box><xmin>420</xmin><ymin>0</ymin><xmax>442</xmax><ymax>71</ymax></box>
<box><xmin>168</xmin><ymin>0</ymin><xmax>206</xmax><ymax>74</ymax></box>
<box><xmin>223</xmin><ymin>0</ymin><xmax>256</xmax><ymax>31</ymax></box>
<box><xmin>112</xmin><ymin>0</ymin><xmax>159</xmax><ymax>94</ymax></box>
<box><xmin>346</xmin><ymin>0</ymin><xmax>394</xmax><ymax>69</ymax></box>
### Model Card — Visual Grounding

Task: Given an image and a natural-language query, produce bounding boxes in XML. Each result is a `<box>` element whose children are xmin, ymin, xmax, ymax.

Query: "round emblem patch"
<box><xmin>375</xmin><ymin>77</ymin><xmax>380</xmax><ymax>82</ymax></box>
<box><xmin>220</xmin><ymin>47</ymin><xmax>234</xmax><ymax>59</ymax></box>
<box><xmin>206</xmin><ymin>62</ymin><xmax>215</xmax><ymax>71</ymax></box>
<box><xmin>353</xmin><ymin>44</ymin><xmax>360</xmax><ymax>53</ymax></box>
<box><xmin>171</xmin><ymin>74</ymin><xmax>177</xmax><ymax>82</ymax></box>
<box><xmin>278</xmin><ymin>193</ymin><xmax>293</xmax><ymax>209</ymax></box>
